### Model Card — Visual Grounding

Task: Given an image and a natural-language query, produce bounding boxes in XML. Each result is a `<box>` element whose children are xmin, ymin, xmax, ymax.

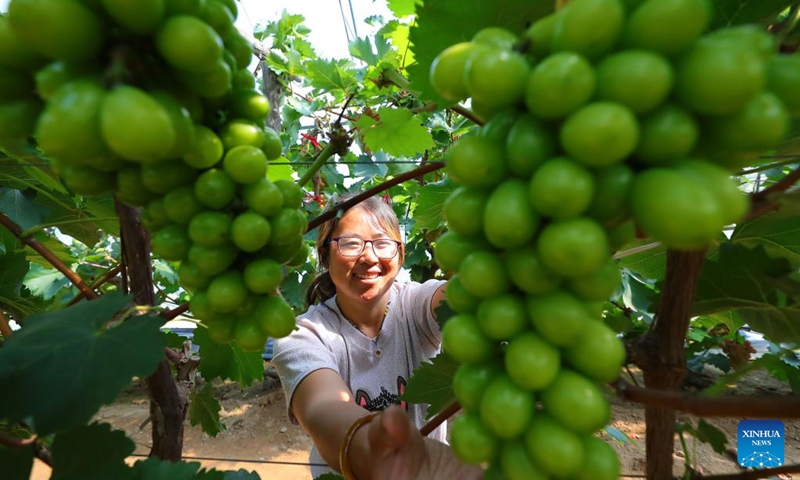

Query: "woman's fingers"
<box><xmin>368</xmin><ymin>405</ymin><xmax>412</xmax><ymax>453</ymax></box>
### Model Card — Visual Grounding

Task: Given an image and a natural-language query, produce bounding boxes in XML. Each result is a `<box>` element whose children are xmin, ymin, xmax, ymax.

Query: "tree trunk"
<box><xmin>260</xmin><ymin>60</ymin><xmax>283</xmax><ymax>133</ymax></box>
<box><xmin>115</xmin><ymin>200</ymin><xmax>187</xmax><ymax>461</ymax></box>
<box><xmin>632</xmin><ymin>249</ymin><xmax>707</xmax><ymax>480</ymax></box>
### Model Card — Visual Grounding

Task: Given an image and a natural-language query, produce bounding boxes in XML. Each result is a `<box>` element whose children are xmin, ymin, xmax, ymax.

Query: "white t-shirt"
<box><xmin>272</xmin><ymin>279</ymin><xmax>448</xmax><ymax>477</ymax></box>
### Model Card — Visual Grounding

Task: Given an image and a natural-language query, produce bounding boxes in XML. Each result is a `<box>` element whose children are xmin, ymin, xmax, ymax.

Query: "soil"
<box><xmin>30</xmin><ymin>364</ymin><xmax>799</xmax><ymax>480</ymax></box>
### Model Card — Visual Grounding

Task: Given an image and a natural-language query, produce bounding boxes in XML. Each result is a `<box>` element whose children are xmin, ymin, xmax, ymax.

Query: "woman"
<box><xmin>271</xmin><ymin>195</ymin><xmax>482</xmax><ymax>480</ymax></box>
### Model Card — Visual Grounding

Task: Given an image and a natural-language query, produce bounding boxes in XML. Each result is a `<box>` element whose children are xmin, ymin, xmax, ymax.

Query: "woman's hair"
<box><xmin>305</xmin><ymin>194</ymin><xmax>405</xmax><ymax>305</ymax></box>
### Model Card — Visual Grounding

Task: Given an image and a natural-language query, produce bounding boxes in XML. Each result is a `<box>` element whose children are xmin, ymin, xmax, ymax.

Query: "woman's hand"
<box><xmin>347</xmin><ymin>405</ymin><xmax>484</xmax><ymax>480</ymax></box>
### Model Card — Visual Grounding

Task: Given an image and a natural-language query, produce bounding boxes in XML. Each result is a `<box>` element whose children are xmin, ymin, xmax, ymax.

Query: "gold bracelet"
<box><xmin>339</xmin><ymin>411</ymin><xmax>381</xmax><ymax>480</ymax></box>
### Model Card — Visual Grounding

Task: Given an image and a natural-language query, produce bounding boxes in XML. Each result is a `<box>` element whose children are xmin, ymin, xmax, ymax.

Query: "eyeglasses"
<box><xmin>329</xmin><ymin>236</ymin><xmax>401</xmax><ymax>259</ymax></box>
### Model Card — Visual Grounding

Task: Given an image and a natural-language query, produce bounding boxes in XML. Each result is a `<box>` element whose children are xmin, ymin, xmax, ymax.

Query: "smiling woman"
<box><xmin>271</xmin><ymin>195</ymin><xmax>481</xmax><ymax>480</ymax></box>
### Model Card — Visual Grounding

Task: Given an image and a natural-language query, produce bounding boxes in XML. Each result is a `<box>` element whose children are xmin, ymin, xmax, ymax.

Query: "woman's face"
<box><xmin>327</xmin><ymin>207</ymin><xmax>401</xmax><ymax>310</ymax></box>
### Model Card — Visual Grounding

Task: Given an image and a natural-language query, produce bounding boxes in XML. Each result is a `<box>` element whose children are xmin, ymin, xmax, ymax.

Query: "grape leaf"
<box><xmin>387</xmin><ymin>0</ymin><xmax>419</xmax><ymax>18</ymax></box>
<box><xmin>0</xmin><ymin>188</ymin><xmax>43</xmax><ymax>231</ymax></box>
<box><xmin>50</xmin><ymin>423</ymin><xmax>135</xmax><ymax>480</ymax></box>
<box><xmin>616</xmin><ymin>241</ymin><xmax>667</xmax><ymax>281</ymax></box>
<box><xmin>23</xmin><ymin>263</ymin><xmax>70</xmax><ymax>300</ymax></box>
<box><xmin>356</xmin><ymin>107</ymin><xmax>435</xmax><ymax>157</ymax></box>
<box><xmin>350</xmin><ymin>37</ymin><xmax>380</xmax><ymax>66</ymax></box>
<box><xmin>731</xmin><ymin>209</ymin><xmax>800</xmax><ymax>266</ymax></box>
<box><xmin>0</xmin><ymin>251</ymin><xmax>28</xmax><ymax>298</ymax></box>
<box><xmin>677</xmin><ymin>419</ymin><xmax>729</xmax><ymax>455</ymax></box>
<box><xmin>709</xmin><ymin>0</ymin><xmax>795</xmax><ymax>28</ymax></box>
<box><xmin>693</xmin><ymin>243</ymin><xmax>796</xmax><ymax>315</ymax></box>
<box><xmin>0</xmin><ymin>292</ymin><xmax>165</xmax><ymax>435</ymax></box>
<box><xmin>314</xmin><ymin>475</ymin><xmax>344</xmax><ymax>480</ymax></box>
<box><xmin>189</xmin><ymin>382</ymin><xmax>225</xmax><ymax>437</ymax></box>
<box><xmin>131</xmin><ymin>458</ymin><xmax>206</xmax><ymax>480</ymax></box>
<box><xmin>407</xmin><ymin>0</ymin><xmax>552</xmax><ymax>103</ymax></box>
<box><xmin>305</xmin><ymin>59</ymin><xmax>358</xmax><ymax>93</ymax></box>
<box><xmin>736</xmin><ymin>306</ymin><xmax>800</xmax><ymax>344</ymax></box>
<box><xmin>399</xmin><ymin>351</ymin><xmax>459</xmax><ymax>419</ymax></box>
<box><xmin>411</xmin><ymin>180</ymin><xmax>453</xmax><ymax>233</ymax></box>
<box><xmin>194</xmin><ymin>327</ymin><xmax>264</xmax><ymax>388</ymax></box>
<box><xmin>0</xmin><ymin>446</ymin><xmax>33</xmax><ymax>480</ymax></box>
<box><xmin>267</xmin><ymin>160</ymin><xmax>295</xmax><ymax>183</ymax></box>
<box><xmin>220</xmin><ymin>470</ymin><xmax>261</xmax><ymax>480</ymax></box>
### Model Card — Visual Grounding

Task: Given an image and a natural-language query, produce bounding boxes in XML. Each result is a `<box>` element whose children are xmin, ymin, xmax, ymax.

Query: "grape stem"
<box><xmin>0</xmin><ymin>212</ymin><xmax>100</xmax><ymax>301</ymax></box>
<box><xmin>0</xmin><ymin>309</ymin><xmax>12</xmax><ymax>338</ymax></box>
<box><xmin>747</xmin><ymin>165</ymin><xmax>800</xmax><ymax>220</ymax></box>
<box><xmin>297</xmin><ymin>143</ymin><xmax>338</xmax><ymax>188</ymax></box>
<box><xmin>305</xmin><ymin>161</ymin><xmax>445</xmax><ymax>232</ymax></box>
<box><xmin>377</xmin><ymin>67</ymin><xmax>485</xmax><ymax>125</ymax></box>
<box><xmin>67</xmin><ymin>265</ymin><xmax>124</xmax><ymax>306</ymax></box>
<box><xmin>420</xmin><ymin>400</ymin><xmax>461</xmax><ymax>436</ymax></box>
<box><xmin>613</xmin><ymin>377</ymin><xmax>800</xmax><ymax>417</ymax></box>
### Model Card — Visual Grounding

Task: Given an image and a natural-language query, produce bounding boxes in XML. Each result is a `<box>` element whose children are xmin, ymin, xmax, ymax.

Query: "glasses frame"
<box><xmin>329</xmin><ymin>236</ymin><xmax>402</xmax><ymax>259</ymax></box>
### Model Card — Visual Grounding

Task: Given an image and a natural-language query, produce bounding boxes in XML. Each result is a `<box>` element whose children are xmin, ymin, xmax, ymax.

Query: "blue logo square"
<box><xmin>738</xmin><ymin>420</ymin><xmax>784</xmax><ymax>468</ymax></box>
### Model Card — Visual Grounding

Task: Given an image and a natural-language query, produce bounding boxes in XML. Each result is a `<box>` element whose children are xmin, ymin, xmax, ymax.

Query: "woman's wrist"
<box><xmin>339</xmin><ymin>411</ymin><xmax>381</xmax><ymax>480</ymax></box>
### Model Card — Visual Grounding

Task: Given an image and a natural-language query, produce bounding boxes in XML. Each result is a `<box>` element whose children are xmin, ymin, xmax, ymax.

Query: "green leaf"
<box><xmin>0</xmin><ymin>251</ymin><xmax>29</xmax><ymax>298</ymax></box>
<box><xmin>267</xmin><ymin>160</ymin><xmax>295</xmax><ymax>183</ymax></box>
<box><xmin>411</xmin><ymin>180</ymin><xmax>453</xmax><ymax>232</ymax></box>
<box><xmin>51</xmin><ymin>423</ymin><xmax>135</xmax><ymax>480</ymax></box>
<box><xmin>189</xmin><ymin>382</ymin><xmax>225</xmax><ymax>437</ymax></box>
<box><xmin>616</xmin><ymin>241</ymin><xmax>667</xmax><ymax>281</ymax></box>
<box><xmin>0</xmin><ymin>446</ymin><xmax>33</xmax><ymax>480</ymax></box>
<box><xmin>0</xmin><ymin>188</ymin><xmax>43</xmax><ymax>231</ymax></box>
<box><xmin>677</xmin><ymin>419</ymin><xmax>729</xmax><ymax>455</ymax></box>
<box><xmin>709</xmin><ymin>0</ymin><xmax>795</xmax><ymax>28</ymax></box>
<box><xmin>407</xmin><ymin>0</ymin><xmax>552</xmax><ymax>103</ymax></box>
<box><xmin>693</xmin><ymin>243</ymin><xmax>796</xmax><ymax>315</ymax></box>
<box><xmin>736</xmin><ymin>306</ymin><xmax>800</xmax><ymax>344</ymax></box>
<box><xmin>305</xmin><ymin>59</ymin><xmax>357</xmax><ymax>93</ymax></box>
<box><xmin>348</xmin><ymin>154</ymin><xmax>389</xmax><ymax>181</ymax></box>
<box><xmin>387</xmin><ymin>0</ymin><xmax>419</xmax><ymax>17</ymax></box>
<box><xmin>0</xmin><ymin>293</ymin><xmax>165</xmax><ymax>435</ymax></box>
<box><xmin>399</xmin><ymin>351</ymin><xmax>459</xmax><ymax>419</ymax></box>
<box><xmin>23</xmin><ymin>164</ymin><xmax>67</xmax><ymax>194</ymax></box>
<box><xmin>131</xmin><ymin>457</ymin><xmax>204</xmax><ymax>480</ymax></box>
<box><xmin>349</xmin><ymin>37</ymin><xmax>380</xmax><ymax>66</ymax></box>
<box><xmin>221</xmin><ymin>470</ymin><xmax>261</xmax><ymax>480</ymax></box>
<box><xmin>313</xmin><ymin>474</ymin><xmax>344</xmax><ymax>480</ymax></box>
<box><xmin>356</xmin><ymin>108</ymin><xmax>435</xmax><ymax>157</ymax></box>
<box><xmin>731</xmin><ymin>208</ymin><xmax>800</xmax><ymax>266</ymax></box>
<box><xmin>194</xmin><ymin>327</ymin><xmax>264</xmax><ymax>387</ymax></box>
<box><xmin>24</xmin><ymin>263</ymin><xmax>70</xmax><ymax>300</ymax></box>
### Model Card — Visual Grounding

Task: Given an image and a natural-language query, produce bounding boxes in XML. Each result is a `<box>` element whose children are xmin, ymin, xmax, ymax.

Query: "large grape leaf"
<box><xmin>356</xmin><ymin>108</ymin><xmax>435</xmax><ymax>157</ymax></box>
<box><xmin>399</xmin><ymin>351</ymin><xmax>459</xmax><ymax>419</ymax></box>
<box><xmin>691</xmin><ymin>243</ymin><xmax>800</xmax><ymax>342</ymax></box>
<box><xmin>0</xmin><ymin>293</ymin><xmax>165</xmax><ymax>435</ymax></box>
<box><xmin>131</xmin><ymin>458</ymin><xmax>210</xmax><ymax>480</ymax></box>
<box><xmin>0</xmin><ymin>188</ymin><xmax>43</xmax><ymax>231</ymax></box>
<box><xmin>23</xmin><ymin>263</ymin><xmax>71</xmax><ymax>300</ymax></box>
<box><xmin>616</xmin><ymin>241</ymin><xmax>668</xmax><ymax>281</ymax></box>
<box><xmin>189</xmin><ymin>382</ymin><xmax>225</xmax><ymax>437</ymax></box>
<box><xmin>411</xmin><ymin>180</ymin><xmax>453</xmax><ymax>233</ymax></box>
<box><xmin>387</xmin><ymin>0</ymin><xmax>419</xmax><ymax>18</ymax></box>
<box><xmin>0</xmin><ymin>251</ymin><xmax>29</xmax><ymax>298</ymax></box>
<box><xmin>731</xmin><ymin>208</ymin><xmax>800</xmax><ymax>266</ymax></box>
<box><xmin>709</xmin><ymin>0</ymin><xmax>795</xmax><ymax>28</ymax></box>
<box><xmin>407</xmin><ymin>0</ymin><xmax>552</xmax><ymax>103</ymax></box>
<box><xmin>50</xmin><ymin>423</ymin><xmax>135</xmax><ymax>480</ymax></box>
<box><xmin>305</xmin><ymin>59</ymin><xmax>358</xmax><ymax>93</ymax></box>
<box><xmin>194</xmin><ymin>327</ymin><xmax>264</xmax><ymax>387</ymax></box>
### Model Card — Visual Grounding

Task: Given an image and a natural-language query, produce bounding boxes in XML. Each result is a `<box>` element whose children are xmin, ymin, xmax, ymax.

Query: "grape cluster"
<box><xmin>430</xmin><ymin>0</ymin><xmax>797</xmax><ymax>478</ymax></box>
<box><xmin>0</xmin><ymin>0</ymin><xmax>305</xmax><ymax>350</ymax></box>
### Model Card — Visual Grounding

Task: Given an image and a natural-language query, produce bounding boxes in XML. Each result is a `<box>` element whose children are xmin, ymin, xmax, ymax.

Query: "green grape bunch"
<box><xmin>0</xmin><ymin>0</ymin><xmax>306</xmax><ymax>350</ymax></box>
<box><xmin>429</xmin><ymin>0</ymin><xmax>798</xmax><ymax>478</ymax></box>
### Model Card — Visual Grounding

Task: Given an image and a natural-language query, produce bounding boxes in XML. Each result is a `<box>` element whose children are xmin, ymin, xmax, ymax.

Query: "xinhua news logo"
<box><xmin>738</xmin><ymin>420</ymin><xmax>784</xmax><ymax>468</ymax></box>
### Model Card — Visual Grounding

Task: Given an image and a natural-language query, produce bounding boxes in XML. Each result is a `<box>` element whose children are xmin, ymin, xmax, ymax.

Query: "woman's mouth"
<box><xmin>354</xmin><ymin>272</ymin><xmax>380</xmax><ymax>280</ymax></box>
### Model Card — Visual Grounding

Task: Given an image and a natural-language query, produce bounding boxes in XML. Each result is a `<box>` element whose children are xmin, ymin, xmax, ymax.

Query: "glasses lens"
<box><xmin>372</xmin><ymin>240</ymin><xmax>398</xmax><ymax>258</ymax></box>
<box><xmin>337</xmin><ymin>238</ymin><xmax>365</xmax><ymax>256</ymax></box>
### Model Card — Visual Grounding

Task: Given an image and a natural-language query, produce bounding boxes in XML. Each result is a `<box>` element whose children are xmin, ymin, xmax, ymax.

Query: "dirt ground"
<box><xmin>30</xmin><ymin>364</ymin><xmax>799</xmax><ymax>480</ymax></box>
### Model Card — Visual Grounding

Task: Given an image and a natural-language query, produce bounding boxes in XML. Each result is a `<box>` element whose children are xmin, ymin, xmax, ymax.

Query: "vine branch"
<box><xmin>746</xmin><ymin>165</ymin><xmax>800</xmax><ymax>220</ymax></box>
<box><xmin>0</xmin><ymin>213</ymin><xmax>99</xmax><ymax>301</ymax></box>
<box><xmin>614</xmin><ymin>378</ymin><xmax>800</xmax><ymax>417</ymax></box>
<box><xmin>306</xmin><ymin>161</ymin><xmax>445</xmax><ymax>232</ymax></box>
<box><xmin>67</xmin><ymin>264</ymin><xmax>123</xmax><ymax>306</ymax></box>
<box><xmin>420</xmin><ymin>400</ymin><xmax>461</xmax><ymax>437</ymax></box>
<box><xmin>0</xmin><ymin>309</ymin><xmax>12</xmax><ymax>338</ymax></box>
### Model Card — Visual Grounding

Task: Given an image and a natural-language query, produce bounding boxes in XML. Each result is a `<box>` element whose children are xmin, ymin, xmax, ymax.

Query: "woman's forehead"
<box><xmin>333</xmin><ymin>207</ymin><xmax>387</xmax><ymax>235</ymax></box>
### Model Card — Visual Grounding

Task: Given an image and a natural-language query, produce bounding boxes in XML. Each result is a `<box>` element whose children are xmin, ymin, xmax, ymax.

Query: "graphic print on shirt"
<box><xmin>355</xmin><ymin>376</ymin><xmax>407</xmax><ymax>412</ymax></box>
